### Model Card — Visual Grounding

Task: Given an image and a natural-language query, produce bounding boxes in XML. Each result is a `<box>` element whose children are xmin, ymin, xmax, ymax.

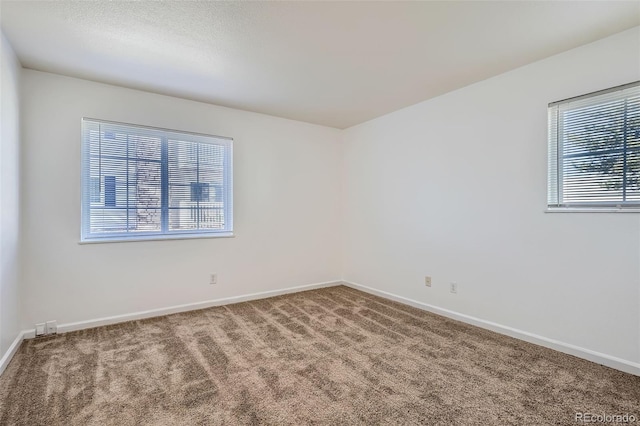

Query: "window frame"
<box><xmin>547</xmin><ymin>81</ymin><xmax>640</xmax><ymax>213</ymax></box>
<box><xmin>81</xmin><ymin>118</ymin><xmax>234</xmax><ymax>243</ymax></box>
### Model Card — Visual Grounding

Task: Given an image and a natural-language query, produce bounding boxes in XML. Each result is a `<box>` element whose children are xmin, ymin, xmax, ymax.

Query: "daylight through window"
<box><xmin>548</xmin><ymin>81</ymin><xmax>640</xmax><ymax>210</ymax></box>
<box><xmin>81</xmin><ymin>119</ymin><xmax>233</xmax><ymax>241</ymax></box>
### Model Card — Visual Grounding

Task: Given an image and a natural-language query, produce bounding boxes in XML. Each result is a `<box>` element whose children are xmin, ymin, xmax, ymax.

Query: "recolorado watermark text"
<box><xmin>575</xmin><ymin>412</ymin><xmax>637</xmax><ymax>423</ymax></box>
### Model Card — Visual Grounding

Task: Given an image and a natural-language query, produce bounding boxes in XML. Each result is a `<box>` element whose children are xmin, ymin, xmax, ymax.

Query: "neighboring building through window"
<box><xmin>81</xmin><ymin>119</ymin><xmax>233</xmax><ymax>241</ymax></box>
<box><xmin>548</xmin><ymin>81</ymin><xmax>640</xmax><ymax>210</ymax></box>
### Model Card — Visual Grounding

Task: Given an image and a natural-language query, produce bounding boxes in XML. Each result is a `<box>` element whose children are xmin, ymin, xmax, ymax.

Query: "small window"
<box><xmin>548</xmin><ymin>81</ymin><xmax>640</xmax><ymax>210</ymax></box>
<box><xmin>190</xmin><ymin>182</ymin><xmax>209</xmax><ymax>202</ymax></box>
<box><xmin>90</xmin><ymin>177</ymin><xmax>101</xmax><ymax>203</ymax></box>
<box><xmin>104</xmin><ymin>175</ymin><xmax>116</xmax><ymax>207</ymax></box>
<box><xmin>81</xmin><ymin>119</ymin><xmax>233</xmax><ymax>242</ymax></box>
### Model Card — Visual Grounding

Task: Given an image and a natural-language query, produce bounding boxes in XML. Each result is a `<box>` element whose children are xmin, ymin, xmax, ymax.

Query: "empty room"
<box><xmin>1</xmin><ymin>1</ymin><xmax>639</xmax><ymax>424</ymax></box>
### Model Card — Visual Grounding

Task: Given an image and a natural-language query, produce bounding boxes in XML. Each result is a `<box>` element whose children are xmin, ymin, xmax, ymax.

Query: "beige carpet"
<box><xmin>0</xmin><ymin>285</ymin><xmax>638</xmax><ymax>425</ymax></box>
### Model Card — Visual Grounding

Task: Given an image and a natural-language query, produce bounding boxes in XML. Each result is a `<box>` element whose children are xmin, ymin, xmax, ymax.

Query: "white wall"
<box><xmin>20</xmin><ymin>70</ymin><xmax>343</xmax><ymax>328</ymax></box>
<box><xmin>0</xmin><ymin>32</ymin><xmax>22</xmax><ymax>358</ymax></box>
<box><xmin>343</xmin><ymin>27</ymin><xmax>640</xmax><ymax>365</ymax></box>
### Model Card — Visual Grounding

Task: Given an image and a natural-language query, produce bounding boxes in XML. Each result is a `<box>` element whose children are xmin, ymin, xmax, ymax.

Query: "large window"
<box><xmin>548</xmin><ymin>82</ymin><xmax>640</xmax><ymax>211</ymax></box>
<box><xmin>81</xmin><ymin>119</ymin><xmax>233</xmax><ymax>242</ymax></box>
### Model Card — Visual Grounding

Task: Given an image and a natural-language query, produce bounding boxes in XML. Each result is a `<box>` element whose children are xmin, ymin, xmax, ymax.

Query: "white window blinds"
<box><xmin>81</xmin><ymin>119</ymin><xmax>233</xmax><ymax>241</ymax></box>
<box><xmin>548</xmin><ymin>81</ymin><xmax>640</xmax><ymax>210</ymax></box>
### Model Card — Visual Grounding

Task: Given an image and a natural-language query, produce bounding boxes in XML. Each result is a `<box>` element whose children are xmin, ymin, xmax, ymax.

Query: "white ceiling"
<box><xmin>1</xmin><ymin>1</ymin><xmax>639</xmax><ymax>129</ymax></box>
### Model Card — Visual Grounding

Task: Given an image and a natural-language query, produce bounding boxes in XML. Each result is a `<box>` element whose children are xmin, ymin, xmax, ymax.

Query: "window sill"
<box><xmin>545</xmin><ymin>208</ymin><xmax>640</xmax><ymax>213</ymax></box>
<box><xmin>79</xmin><ymin>232</ymin><xmax>235</xmax><ymax>244</ymax></box>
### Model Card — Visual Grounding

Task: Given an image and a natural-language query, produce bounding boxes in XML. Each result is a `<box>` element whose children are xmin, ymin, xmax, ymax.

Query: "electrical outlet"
<box><xmin>425</xmin><ymin>276</ymin><xmax>432</xmax><ymax>287</ymax></box>
<box><xmin>210</xmin><ymin>274</ymin><xmax>217</xmax><ymax>285</ymax></box>
<box><xmin>35</xmin><ymin>323</ymin><xmax>46</xmax><ymax>336</ymax></box>
<box><xmin>45</xmin><ymin>321</ymin><xmax>58</xmax><ymax>335</ymax></box>
<box><xmin>450</xmin><ymin>282</ymin><xmax>458</xmax><ymax>294</ymax></box>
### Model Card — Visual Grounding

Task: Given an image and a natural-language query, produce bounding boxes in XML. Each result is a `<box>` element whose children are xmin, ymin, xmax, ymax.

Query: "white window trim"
<box><xmin>545</xmin><ymin>207</ymin><xmax>640</xmax><ymax>213</ymax></box>
<box><xmin>78</xmin><ymin>232</ymin><xmax>235</xmax><ymax>244</ymax></box>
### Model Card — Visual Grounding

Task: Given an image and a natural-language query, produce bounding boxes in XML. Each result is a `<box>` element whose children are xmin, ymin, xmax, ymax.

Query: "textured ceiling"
<box><xmin>1</xmin><ymin>1</ymin><xmax>639</xmax><ymax>129</ymax></box>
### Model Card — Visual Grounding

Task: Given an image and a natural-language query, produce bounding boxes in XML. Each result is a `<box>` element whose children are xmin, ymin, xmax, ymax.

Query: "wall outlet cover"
<box><xmin>45</xmin><ymin>320</ymin><xmax>58</xmax><ymax>335</ymax></box>
<box><xmin>35</xmin><ymin>323</ymin><xmax>46</xmax><ymax>336</ymax></box>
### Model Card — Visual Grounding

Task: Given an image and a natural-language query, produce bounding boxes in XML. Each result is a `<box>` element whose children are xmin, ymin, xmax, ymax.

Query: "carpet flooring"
<box><xmin>0</xmin><ymin>285</ymin><xmax>638</xmax><ymax>425</ymax></box>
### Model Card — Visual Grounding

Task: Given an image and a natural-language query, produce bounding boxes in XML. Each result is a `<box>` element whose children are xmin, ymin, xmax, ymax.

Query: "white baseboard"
<box><xmin>54</xmin><ymin>280</ymin><xmax>342</xmax><ymax>334</ymax></box>
<box><xmin>10</xmin><ymin>279</ymin><xmax>638</xmax><ymax>378</ymax></box>
<box><xmin>0</xmin><ymin>330</ymin><xmax>27</xmax><ymax>376</ymax></box>
<box><xmin>343</xmin><ymin>280</ymin><xmax>640</xmax><ymax>376</ymax></box>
